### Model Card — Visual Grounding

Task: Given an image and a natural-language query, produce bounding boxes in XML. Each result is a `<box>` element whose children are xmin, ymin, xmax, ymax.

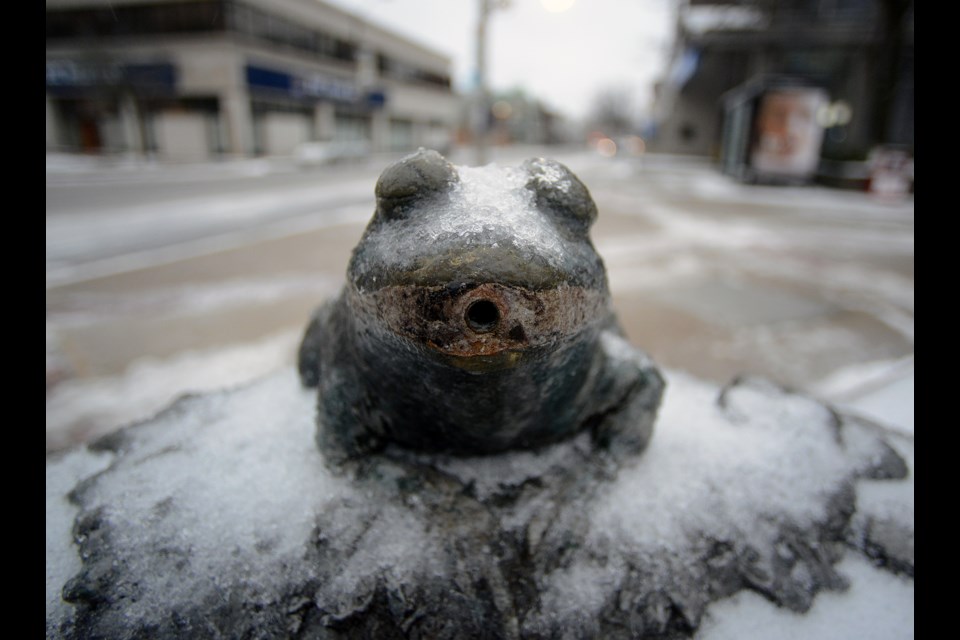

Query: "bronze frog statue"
<box><xmin>299</xmin><ymin>149</ymin><xmax>664</xmax><ymax>460</ymax></box>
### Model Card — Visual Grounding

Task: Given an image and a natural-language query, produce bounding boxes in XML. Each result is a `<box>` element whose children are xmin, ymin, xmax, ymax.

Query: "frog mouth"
<box><xmin>464</xmin><ymin>299</ymin><xmax>501</xmax><ymax>333</ymax></box>
<box><xmin>348</xmin><ymin>281</ymin><xmax>608</xmax><ymax>367</ymax></box>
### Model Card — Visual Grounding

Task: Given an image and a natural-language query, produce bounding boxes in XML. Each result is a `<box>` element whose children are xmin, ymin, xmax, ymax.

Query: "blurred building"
<box><xmin>648</xmin><ymin>0</ymin><xmax>913</xmax><ymax>170</ymax></box>
<box><xmin>483</xmin><ymin>90</ymin><xmax>566</xmax><ymax>146</ymax></box>
<box><xmin>46</xmin><ymin>0</ymin><xmax>461</xmax><ymax>160</ymax></box>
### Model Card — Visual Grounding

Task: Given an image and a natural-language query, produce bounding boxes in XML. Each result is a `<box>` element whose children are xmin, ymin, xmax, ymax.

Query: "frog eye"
<box><xmin>375</xmin><ymin>148</ymin><xmax>459</xmax><ymax>220</ymax></box>
<box><xmin>522</xmin><ymin>157</ymin><xmax>598</xmax><ymax>231</ymax></box>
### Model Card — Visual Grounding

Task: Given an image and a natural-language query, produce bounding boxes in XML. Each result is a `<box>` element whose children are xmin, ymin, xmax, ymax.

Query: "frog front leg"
<box><xmin>300</xmin><ymin>293</ymin><xmax>389</xmax><ymax>462</ymax></box>
<box><xmin>585</xmin><ymin>328</ymin><xmax>666</xmax><ymax>460</ymax></box>
<box><xmin>297</xmin><ymin>298</ymin><xmax>337</xmax><ymax>388</ymax></box>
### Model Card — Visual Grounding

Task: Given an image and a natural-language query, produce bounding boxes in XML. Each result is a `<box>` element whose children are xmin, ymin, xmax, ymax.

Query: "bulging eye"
<box><xmin>375</xmin><ymin>148</ymin><xmax>459</xmax><ymax>221</ymax></box>
<box><xmin>522</xmin><ymin>157</ymin><xmax>598</xmax><ymax>231</ymax></box>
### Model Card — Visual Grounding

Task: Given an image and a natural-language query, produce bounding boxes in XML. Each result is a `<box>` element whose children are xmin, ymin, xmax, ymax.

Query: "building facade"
<box><xmin>649</xmin><ymin>0</ymin><xmax>913</xmax><ymax>164</ymax></box>
<box><xmin>46</xmin><ymin>0</ymin><xmax>462</xmax><ymax>159</ymax></box>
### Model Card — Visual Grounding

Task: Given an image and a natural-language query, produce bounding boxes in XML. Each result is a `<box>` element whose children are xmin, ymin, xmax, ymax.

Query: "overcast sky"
<box><xmin>324</xmin><ymin>0</ymin><xmax>677</xmax><ymax>122</ymax></box>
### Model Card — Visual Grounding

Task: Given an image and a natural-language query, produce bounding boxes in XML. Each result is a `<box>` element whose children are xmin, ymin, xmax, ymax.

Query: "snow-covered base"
<box><xmin>45</xmin><ymin>367</ymin><xmax>913</xmax><ymax>639</ymax></box>
<box><xmin>695</xmin><ymin>553</ymin><xmax>913</xmax><ymax>640</ymax></box>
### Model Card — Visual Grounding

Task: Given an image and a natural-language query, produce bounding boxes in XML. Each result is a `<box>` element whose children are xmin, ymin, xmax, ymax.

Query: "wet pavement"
<box><xmin>46</xmin><ymin>148</ymin><xmax>914</xmax><ymax>451</ymax></box>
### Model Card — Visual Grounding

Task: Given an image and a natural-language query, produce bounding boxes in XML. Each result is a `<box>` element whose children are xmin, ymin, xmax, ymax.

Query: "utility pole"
<box><xmin>474</xmin><ymin>0</ymin><xmax>510</xmax><ymax>166</ymax></box>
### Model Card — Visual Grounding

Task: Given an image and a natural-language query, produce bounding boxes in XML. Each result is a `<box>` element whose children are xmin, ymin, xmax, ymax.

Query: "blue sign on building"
<box><xmin>245</xmin><ymin>65</ymin><xmax>294</xmax><ymax>94</ymax></box>
<box><xmin>246</xmin><ymin>64</ymin><xmax>385</xmax><ymax>107</ymax></box>
<box><xmin>46</xmin><ymin>60</ymin><xmax>177</xmax><ymax>95</ymax></box>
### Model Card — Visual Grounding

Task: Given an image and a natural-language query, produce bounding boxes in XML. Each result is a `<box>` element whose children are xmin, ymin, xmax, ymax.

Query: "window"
<box><xmin>47</xmin><ymin>1</ymin><xmax>226</xmax><ymax>40</ymax></box>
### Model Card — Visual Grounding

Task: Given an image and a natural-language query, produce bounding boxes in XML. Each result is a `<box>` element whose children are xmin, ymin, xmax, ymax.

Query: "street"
<box><xmin>45</xmin><ymin>147</ymin><xmax>914</xmax><ymax>452</ymax></box>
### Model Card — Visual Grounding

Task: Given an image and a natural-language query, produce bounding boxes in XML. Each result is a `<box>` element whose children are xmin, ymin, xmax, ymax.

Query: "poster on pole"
<box><xmin>750</xmin><ymin>87</ymin><xmax>828</xmax><ymax>179</ymax></box>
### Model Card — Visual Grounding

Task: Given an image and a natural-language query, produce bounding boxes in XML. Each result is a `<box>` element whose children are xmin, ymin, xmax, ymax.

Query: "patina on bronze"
<box><xmin>299</xmin><ymin>148</ymin><xmax>665</xmax><ymax>459</ymax></box>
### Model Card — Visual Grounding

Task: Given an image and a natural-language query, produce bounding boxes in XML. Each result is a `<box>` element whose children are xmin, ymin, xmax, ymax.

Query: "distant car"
<box><xmin>295</xmin><ymin>140</ymin><xmax>371</xmax><ymax>167</ymax></box>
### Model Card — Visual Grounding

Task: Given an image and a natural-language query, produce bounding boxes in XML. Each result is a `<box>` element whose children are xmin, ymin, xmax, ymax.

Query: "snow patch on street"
<box><xmin>813</xmin><ymin>356</ymin><xmax>915</xmax><ymax>434</ymax></box>
<box><xmin>46</xmin><ymin>329</ymin><xmax>303</xmax><ymax>452</ymax></box>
